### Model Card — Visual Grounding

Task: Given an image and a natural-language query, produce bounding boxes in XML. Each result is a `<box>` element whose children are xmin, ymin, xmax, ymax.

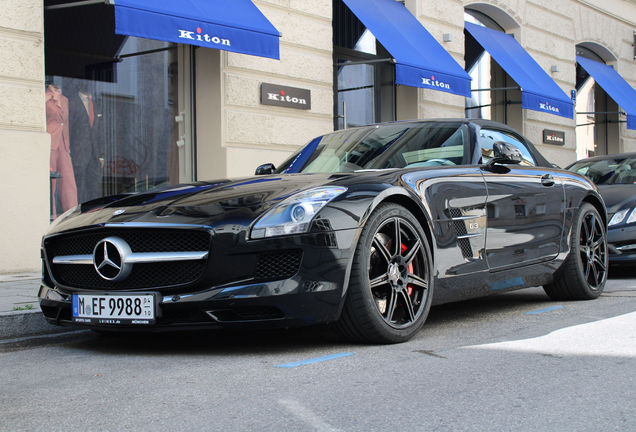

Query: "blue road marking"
<box><xmin>489</xmin><ymin>277</ymin><xmax>524</xmax><ymax>291</ymax></box>
<box><xmin>275</xmin><ymin>352</ymin><xmax>355</xmax><ymax>368</ymax></box>
<box><xmin>525</xmin><ymin>306</ymin><xmax>563</xmax><ymax>315</ymax></box>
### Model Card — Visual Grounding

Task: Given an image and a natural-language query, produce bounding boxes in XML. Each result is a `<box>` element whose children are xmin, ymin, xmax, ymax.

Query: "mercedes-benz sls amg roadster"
<box><xmin>39</xmin><ymin>119</ymin><xmax>608</xmax><ymax>343</ymax></box>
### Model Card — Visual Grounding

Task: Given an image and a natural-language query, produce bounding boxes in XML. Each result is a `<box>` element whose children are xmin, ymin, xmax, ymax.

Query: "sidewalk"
<box><xmin>0</xmin><ymin>272</ymin><xmax>71</xmax><ymax>340</ymax></box>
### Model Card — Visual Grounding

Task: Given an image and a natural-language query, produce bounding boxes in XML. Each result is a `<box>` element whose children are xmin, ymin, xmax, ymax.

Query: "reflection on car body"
<box><xmin>40</xmin><ymin>119</ymin><xmax>608</xmax><ymax>343</ymax></box>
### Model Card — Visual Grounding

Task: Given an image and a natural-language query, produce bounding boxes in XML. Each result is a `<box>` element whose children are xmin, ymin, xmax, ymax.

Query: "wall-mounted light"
<box><xmin>551</xmin><ymin>65</ymin><xmax>559</xmax><ymax>72</ymax></box>
<box><xmin>443</xmin><ymin>33</ymin><xmax>453</xmax><ymax>42</ymax></box>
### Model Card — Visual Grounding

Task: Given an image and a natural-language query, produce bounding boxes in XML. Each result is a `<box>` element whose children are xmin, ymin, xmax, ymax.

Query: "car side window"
<box><xmin>479</xmin><ymin>128</ymin><xmax>536</xmax><ymax>166</ymax></box>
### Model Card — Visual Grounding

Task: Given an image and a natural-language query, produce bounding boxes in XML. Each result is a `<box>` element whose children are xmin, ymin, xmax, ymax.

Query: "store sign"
<box><xmin>543</xmin><ymin>129</ymin><xmax>565</xmax><ymax>145</ymax></box>
<box><xmin>261</xmin><ymin>83</ymin><xmax>311</xmax><ymax>110</ymax></box>
<box><xmin>421</xmin><ymin>75</ymin><xmax>451</xmax><ymax>90</ymax></box>
<box><xmin>178</xmin><ymin>29</ymin><xmax>231</xmax><ymax>47</ymax></box>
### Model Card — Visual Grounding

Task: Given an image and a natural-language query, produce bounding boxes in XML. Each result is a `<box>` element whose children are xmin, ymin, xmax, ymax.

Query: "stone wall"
<box><xmin>0</xmin><ymin>0</ymin><xmax>50</xmax><ymax>273</ymax></box>
<box><xmin>196</xmin><ymin>0</ymin><xmax>335</xmax><ymax>180</ymax></box>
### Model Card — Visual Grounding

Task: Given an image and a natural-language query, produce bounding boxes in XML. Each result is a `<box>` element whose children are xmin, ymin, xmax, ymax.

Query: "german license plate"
<box><xmin>72</xmin><ymin>293</ymin><xmax>155</xmax><ymax>325</ymax></box>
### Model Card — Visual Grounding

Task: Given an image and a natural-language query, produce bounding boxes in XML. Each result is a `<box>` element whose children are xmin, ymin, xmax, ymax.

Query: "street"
<box><xmin>1</xmin><ymin>268</ymin><xmax>635</xmax><ymax>431</ymax></box>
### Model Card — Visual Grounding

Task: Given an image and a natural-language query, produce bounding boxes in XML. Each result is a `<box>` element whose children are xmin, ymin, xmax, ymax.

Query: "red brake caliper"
<box><xmin>401</xmin><ymin>243</ymin><xmax>414</xmax><ymax>296</ymax></box>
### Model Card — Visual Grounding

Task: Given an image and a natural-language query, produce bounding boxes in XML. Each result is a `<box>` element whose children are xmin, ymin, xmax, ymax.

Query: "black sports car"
<box><xmin>567</xmin><ymin>153</ymin><xmax>636</xmax><ymax>265</ymax></box>
<box><xmin>39</xmin><ymin>119</ymin><xmax>608</xmax><ymax>343</ymax></box>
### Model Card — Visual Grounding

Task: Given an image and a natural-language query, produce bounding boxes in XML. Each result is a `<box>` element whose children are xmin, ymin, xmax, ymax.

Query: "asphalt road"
<box><xmin>2</xmin><ymin>268</ymin><xmax>635</xmax><ymax>431</ymax></box>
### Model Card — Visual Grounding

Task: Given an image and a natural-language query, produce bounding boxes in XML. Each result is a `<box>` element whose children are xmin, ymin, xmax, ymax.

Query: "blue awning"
<box><xmin>343</xmin><ymin>0</ymin><xmax>471</xmax><ymax>97</ymax></box>
<box><xmin>577</xmin><ymin>56</ymin><xmax>636</xmax><ymax>130</ymax></box>
<box><xmin>465</xmin><ymin>22</ymin><xmax>573</xmax><ymax>119</ymax></box>
<box><xmin>114</xmin><ymin>0</ymin><xmax>280</xmax><ymax>60</ymax></box>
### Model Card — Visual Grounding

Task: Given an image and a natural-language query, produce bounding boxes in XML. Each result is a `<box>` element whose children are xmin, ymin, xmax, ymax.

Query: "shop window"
<box><xmin>44</xmin><ymin>0</ymin><xmax>193</xmax><ymax>220</ymax></box>
<box><xmin>575</xmin><ymin>45</ymin><xmax>619</xmax><ymax>157</ymax></box>
<box><xmin>464</xmin><ymin>10</ymin><xmax>522</xmax><ymax>130</ymax></box>
<box><xmin>333</xmin><ymin>0</ymin><xmax>396</xmax><ymax>130</ymax></box>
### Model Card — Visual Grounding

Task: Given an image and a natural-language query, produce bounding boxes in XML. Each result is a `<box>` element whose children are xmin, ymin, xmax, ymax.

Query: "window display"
<box><xmin>45</xmin><ymin>1</ymin><xmax>190</xmax><ymax>220</ymax></box>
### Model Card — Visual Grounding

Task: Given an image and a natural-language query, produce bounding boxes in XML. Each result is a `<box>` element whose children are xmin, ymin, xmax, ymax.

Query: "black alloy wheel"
<box><xmin>579</xmin><ymin>207</ymin><xmax>607</xmax><ymax>289</ymax></box>
<box><xmin>335</xmin><ymin>203</ymin><xmax>433</xmax><ymax>344</ymax></box>
<box><xmin>544</xmin><ymin>203</ymin><xmax>608</xmax><ymax>300</ymax></box>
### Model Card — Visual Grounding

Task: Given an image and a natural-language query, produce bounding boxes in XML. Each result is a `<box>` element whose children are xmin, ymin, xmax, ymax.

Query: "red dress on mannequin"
<box><xmin>46</xmin><ymin>85</ymin><xmax>78</xmax><ymax>218</ymax></box>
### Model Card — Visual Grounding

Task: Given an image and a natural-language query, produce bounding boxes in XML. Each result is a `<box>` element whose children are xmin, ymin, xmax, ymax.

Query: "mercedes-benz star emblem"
<box><xmin>93</xmin><ymin>237</ymin><xmax>133</xmax><ymax>281</ymax></box>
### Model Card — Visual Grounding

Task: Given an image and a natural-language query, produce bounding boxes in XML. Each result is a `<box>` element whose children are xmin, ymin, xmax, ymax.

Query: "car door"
<box><xmin>479</xmin><ymin>128</ymin><xmax>565</xmax><ymax>271</ymax></box>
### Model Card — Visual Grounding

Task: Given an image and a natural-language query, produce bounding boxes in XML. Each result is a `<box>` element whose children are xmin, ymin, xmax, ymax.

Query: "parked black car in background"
<box><xmin>39</xmin><ymin>119</ymin><xmax>608</xmax><ymax>343</ymax></box>
<box><xmin>567</xmin><ymin>153</ymin><xmax>636</xmax><ymax>265</ymax></box>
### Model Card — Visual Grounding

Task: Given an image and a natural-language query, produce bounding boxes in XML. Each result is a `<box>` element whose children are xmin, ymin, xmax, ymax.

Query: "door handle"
<box><xmin>541</xmin><ymin>173</ymin><xmax>555</xmax><ymax>187</ymax></box>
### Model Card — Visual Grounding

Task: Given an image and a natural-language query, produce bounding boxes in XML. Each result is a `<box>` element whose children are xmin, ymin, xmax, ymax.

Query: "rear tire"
<box><xmin>543</xmin><ymin>203</ymin><xmax>607</xmax><ymax>300</ymax></box>
<box><xmin>334</xmin><ymin>203</ymin><xmax>434</xmax><ymax>344</ymax></box>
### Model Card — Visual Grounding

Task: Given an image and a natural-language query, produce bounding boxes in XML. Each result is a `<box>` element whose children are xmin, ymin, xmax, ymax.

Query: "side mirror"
<box><xmin>489</xmin><ymin>141</ymin><xmax>523</xmax><ymax>166</ymax></box>
<box><xmin>255</xmin><ymin>163</ymin><xmax>276</xmax><ymax>175</ymax></box>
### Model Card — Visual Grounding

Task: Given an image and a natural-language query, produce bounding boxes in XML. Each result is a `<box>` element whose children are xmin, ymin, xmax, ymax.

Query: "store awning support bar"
<box><xmin>470</xmin><ymin>86</ymin><xmax>521</xmax><ymax>92</ymax></box>
<box><xmin>334</xmin><ymin>58</ymin><xmax>396</xmax><ymax>67</ymax></box>
<box><xmin>577</xmin><ymin>111</ymin><xmax>626</xmax><ymax>115</ymax></box>
<box><xmin>576</xmin><ymin>120</ymin><xmax>627</xmax><ymax>127</ymax></box>
<box><xmin>45</xmin><ymin>0</ymin><xmax>113</xmax><ymax>11</ymax></box>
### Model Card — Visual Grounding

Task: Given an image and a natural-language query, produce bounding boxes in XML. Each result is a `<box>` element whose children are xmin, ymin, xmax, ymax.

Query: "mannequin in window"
<box><xmin>68</xmin><ymin>88</ymin><xmax>103</xmax><ymax>203</ymax></box>
<box><xmin>46</xmin><ymin>84</ymin><xmax>78</xmax><ymax>218</ymax></box>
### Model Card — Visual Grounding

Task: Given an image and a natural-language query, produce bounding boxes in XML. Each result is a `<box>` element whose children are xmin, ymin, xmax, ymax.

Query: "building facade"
<box><xmin>2</xmin><ymin>0</ymin><xmax>636</xmax><ymax>274</ymax></box>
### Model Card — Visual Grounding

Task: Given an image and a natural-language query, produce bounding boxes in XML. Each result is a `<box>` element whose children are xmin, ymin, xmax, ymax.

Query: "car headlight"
<box><xmin>251</xmin><ymin>186</ymin><xmax>347</xmax><ymax>239</ymax></box>
<box><xmin>608</xmin><ymin>208</ymin><xmax>636</xmax><ymax>226</ymax></box>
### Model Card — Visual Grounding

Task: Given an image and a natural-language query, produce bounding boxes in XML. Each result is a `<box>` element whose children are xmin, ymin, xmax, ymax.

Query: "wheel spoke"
<box><xmin>384</xmin><ymin>288</ymin><xmax>398</xmax><ymax>323</ymax></box>
<box><xmin>403</xmin><ymin>238</ymin><xmax>422</xmax><ymax>267</ymax></box>
<box><xmin>586</xmin><ymin>214</ymin><xmax>596</xmax><ymax>243</ymax></box>
<box><xmin>399</xmin><ymin>290</ymin><xmax>416</xmax><ymax>323</ymax></box>
<box><xmin>591</xmin><ymin>236</ymin><xmax>604</xmax><ymax>251</ymax></box>
<box><xmin>581</xmin><ymin>217</ymin><xmax>592</xmax><ymax>246</ymax></box>
<box><xmin>370</xmin><ymin>273</ymin><xmax>389</xmax><ymax>289</ymax></box>
<box><xmin>590</xmin><ymin>261</ymin><xmax>601</xmax><ymax>286</ymax></box>
<box><xmin>407</xmin><ymin>273</ymin><xmax>428</xmax><ymax>290</ymax></box>
<box><xmin>592</xmin><ymin>257</ymin><xmax>607</xmax><ymax>278</ymax></box>
<box><xmin>372</xmin><ymin>236</ymin><xmax>392</xmax><ymax>265</ymax></box>
<box><xmin>393</xmin><ymin>218</ymin><xmax>402</xmax><ymax>256</ymax></box>
<box><xmin>583</xmin><ymin>253</ymin><xmax>591</xmax><ymax>279</ymax></box>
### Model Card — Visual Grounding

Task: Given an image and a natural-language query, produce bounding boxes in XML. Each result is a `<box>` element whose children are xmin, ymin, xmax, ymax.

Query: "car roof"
<box><xmin>572</xmin><ymin>152</ymin><xmax>636</xmax><ymax>163</ymax></box>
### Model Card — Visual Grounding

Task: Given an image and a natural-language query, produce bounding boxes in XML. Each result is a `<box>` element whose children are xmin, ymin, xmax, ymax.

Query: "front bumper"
<box><xmin>38</xmin><ymin>275</ymin><xmax>346</xmax><ymax>332</ymax></box>
<box><xmin>39</xmin><ymin>226</ymin><xmax>360</xmax><ymax>332</ymax></box>
<box><xmin>608</xmin><ymin>225</ymin><xmax>636</xmax><ymax>264</ymax></box>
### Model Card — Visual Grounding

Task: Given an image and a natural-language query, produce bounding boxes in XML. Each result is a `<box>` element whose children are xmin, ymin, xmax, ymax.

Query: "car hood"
<box><xmin>47</xmin><ymin>173</ymin><xmax>355</xmax><ymax>234</ymax></box>
<box><xmin>597</xmin><ymin>184</ymin><xmax>636</xmax><ymax>213</ymax></box>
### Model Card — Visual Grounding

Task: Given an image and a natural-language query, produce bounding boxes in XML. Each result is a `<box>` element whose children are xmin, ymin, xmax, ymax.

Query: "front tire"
<box><xmin>543</xmin><ymin>203</ymin><xmax>608</xmax><ymax>300</ymax></box>
<box><xmin>335</xmin><ymin>203</ymin><xmax>433</xmax><ymax>344</ymax></box>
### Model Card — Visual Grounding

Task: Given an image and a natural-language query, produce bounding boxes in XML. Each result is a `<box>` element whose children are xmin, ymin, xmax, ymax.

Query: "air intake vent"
<box><xmin>254</xmin><ymin>250</ymin><xmax>302</xmax><ymax>281</ymax></box>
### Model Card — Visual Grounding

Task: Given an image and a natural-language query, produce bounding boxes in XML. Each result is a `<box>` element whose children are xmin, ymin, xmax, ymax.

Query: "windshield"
<box><xmin>568</xmin><ymin>157</ymin><xmax>636</xmax><ymax>185</ymax></box>
<box><xmin>278</xmin><ymin>122</ymin><xmax>469</xmax><ymax>174</ymax></box>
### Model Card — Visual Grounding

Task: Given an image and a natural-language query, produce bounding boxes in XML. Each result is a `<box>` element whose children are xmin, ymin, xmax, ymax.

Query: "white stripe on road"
<box><xmin>464</xmin><ymin>311</ymin><xmax>636</xmax><ymax>358</ymax></box>
<box><xmin>279</xmin><ymin>398</ymin><xmax>342</xmax><ymax>432</ymax></box>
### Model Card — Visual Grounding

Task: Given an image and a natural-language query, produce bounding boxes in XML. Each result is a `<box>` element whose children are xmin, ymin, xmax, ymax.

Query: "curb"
<box><xmin>0</xmin><ymin>311</ymin><xmax>75</xmax><ymax>341</ymax></box>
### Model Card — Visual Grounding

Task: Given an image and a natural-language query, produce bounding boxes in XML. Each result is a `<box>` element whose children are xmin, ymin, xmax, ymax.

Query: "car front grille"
<box><xmin>45</xmin><ymin>229</ymin><xmax>210</xmax><ymax>290</ymax></box>
<box><xmin>47</xmin><ymin>230</ymin><xmax>210</xmax><ymax>256</ymax></box>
